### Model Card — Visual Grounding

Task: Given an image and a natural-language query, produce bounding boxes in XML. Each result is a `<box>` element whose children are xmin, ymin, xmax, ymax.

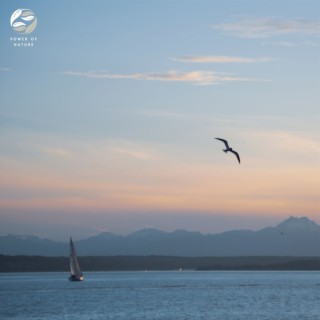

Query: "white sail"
<box><xmin>69</xmin><ymin>237</ymin><xmax>84</xmax><ymax>281</ymax></box>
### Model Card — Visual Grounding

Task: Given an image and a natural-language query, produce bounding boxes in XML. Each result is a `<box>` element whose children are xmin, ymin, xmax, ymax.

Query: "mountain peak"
<box><xmin>276</xmin><ymin>216</ymin><xmax>319</xmax><ymax>232</ymax></box>
<box><xmin>129</xmin><ymin>228</ymin><xmax>168</xmax><ymax>238</ymax></box>
<box><xmin>172</xmin><ymin>229</ymin><xmax>203</xmax><ymax>237</ymax></box>
<box><xmin>7</xmin><ymin>234</ymin><xmax>42</xmax><ymax>241</ymax></box>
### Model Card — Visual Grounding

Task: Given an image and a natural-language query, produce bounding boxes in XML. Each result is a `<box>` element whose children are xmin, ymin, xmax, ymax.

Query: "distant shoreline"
<box><xmin>1</xmin><ymin>255</ymin><xmax>320</xmax><ymax>273</ymax></box>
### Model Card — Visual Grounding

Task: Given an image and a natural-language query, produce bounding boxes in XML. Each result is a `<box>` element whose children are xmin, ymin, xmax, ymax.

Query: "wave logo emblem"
<box><xmin>10</xmin><ymin>9</ymin><xmax>37</xmax><ymax>34</ymax></box>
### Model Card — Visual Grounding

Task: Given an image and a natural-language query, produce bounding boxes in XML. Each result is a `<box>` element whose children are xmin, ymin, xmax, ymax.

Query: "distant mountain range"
<box><xmin>1</xmin><ymin>216</ymin><xmax>320</xmax><ymax>257</ymax></box>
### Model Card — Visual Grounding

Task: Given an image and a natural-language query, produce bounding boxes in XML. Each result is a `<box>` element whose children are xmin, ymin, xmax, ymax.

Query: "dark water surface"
<box><xmin>1</xmin><ymin>271</ymin><xmax>320</xmax><ymax>319</ymax></box>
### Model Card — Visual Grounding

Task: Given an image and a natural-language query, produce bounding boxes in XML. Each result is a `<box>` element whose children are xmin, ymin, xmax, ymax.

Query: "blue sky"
<box><xmin>0</xmin><ymin>0</ymin><xmax>319</xmax><ymax>240</ymax></box>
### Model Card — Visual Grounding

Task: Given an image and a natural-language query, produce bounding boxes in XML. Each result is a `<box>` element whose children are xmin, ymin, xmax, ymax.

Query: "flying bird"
<box><xmin>215</xmin><ymin>138</ymin><xmax>240</xmax><ymax>164</ymax></box>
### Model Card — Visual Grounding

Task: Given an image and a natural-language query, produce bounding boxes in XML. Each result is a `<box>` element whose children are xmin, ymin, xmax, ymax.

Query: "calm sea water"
<box><xmin>1</xmin><ymin>271</ymin><xmax>320</xmax><ymax>320</ymax></box>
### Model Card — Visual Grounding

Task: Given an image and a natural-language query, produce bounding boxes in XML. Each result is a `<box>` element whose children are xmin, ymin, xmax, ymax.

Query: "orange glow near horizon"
<box><xmin>1</xmin><ymin>155</ymin><xmax>318</xmax><ymax>218</ymax></box>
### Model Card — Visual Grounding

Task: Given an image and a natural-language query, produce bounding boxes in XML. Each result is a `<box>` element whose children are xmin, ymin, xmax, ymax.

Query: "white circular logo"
<box><xmin>10</xmin><ymin>9</ymin><xmax>37</xmax><ymax>34</ymax></box>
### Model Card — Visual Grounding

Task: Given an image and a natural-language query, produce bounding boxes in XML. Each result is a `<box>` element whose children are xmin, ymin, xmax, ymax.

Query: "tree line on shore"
<box><xmin>1</xmin><ymin>255</ymin><xmax>320</xmax><ymax>272</ymax></box>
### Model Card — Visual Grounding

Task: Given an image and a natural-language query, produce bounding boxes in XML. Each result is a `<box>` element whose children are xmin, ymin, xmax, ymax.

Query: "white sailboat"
<box><xmin>69</xmin><ymin>237</ymin><xmax>84</xmax><ymax>281</ymax></box>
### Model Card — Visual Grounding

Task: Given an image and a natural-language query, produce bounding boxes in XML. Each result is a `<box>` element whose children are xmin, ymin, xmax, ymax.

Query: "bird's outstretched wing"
<box><xmin>215</xmin><ymin>138</ymin><xmax>229</xmax><ymax>148</ymax></box>
<box><xmin>230</xmin><ymin>150</ymin><xmax>240</xmax><ymax>164</ymax></box>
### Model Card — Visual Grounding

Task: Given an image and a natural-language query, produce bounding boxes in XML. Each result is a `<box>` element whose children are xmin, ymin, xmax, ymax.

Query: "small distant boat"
<box><xmin>68</xmin><ymin>237</ymin><xmax>84</xmax><ymax>281</ymax></box>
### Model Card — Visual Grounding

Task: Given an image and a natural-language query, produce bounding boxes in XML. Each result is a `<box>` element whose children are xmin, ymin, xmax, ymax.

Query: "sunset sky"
<box><xmin>0</xmin><ymin>0</ymin><xmax>319</xmax><ymax>240</ymax></box>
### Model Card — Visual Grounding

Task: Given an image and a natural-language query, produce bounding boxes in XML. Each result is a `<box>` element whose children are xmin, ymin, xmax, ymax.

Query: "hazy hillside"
<box><xmin>1</xmin><ymin>216</ymin><xmax>319</xmax><ymax>257</ymax></box>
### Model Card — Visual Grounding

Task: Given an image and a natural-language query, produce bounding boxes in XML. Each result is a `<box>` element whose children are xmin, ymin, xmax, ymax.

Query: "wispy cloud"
<box><xmin>256</xmin><ymin>131</ymin><xmax>320</xmax><ymax>154</ymax></box>
<box><xmin>63</xmin><ymin>70</ymin><xmax>269</xmax><ymax>85</ymax></box>
<box><xmin>0</xmin><ymin>68</ymin><xmax>10</xmax><ymax>72</ymax></box>
<box><xmin>41</xmin><ymin>147</ymin><xmax>73</xmax><ymax>158</ymax></box>
<box><xmin>261</xmin><ymin>41</ymin><xmax>298</xmax><ymax>47</ymax></box>
<box><xmin>173</xmin><ymin>55</ymin><xmax>273</xmax><ymax>63</ymax></box>
<box><xmin>38</xmin><ymin>137</ymin><xmax>162</xmax><ymax>162</ymax></box>
<box><xmin>107</xmin><ymin>142</ymin><xmax>161</xmax><ymax>160</ymax></box>
<box><xmin>212</xmin><ymin>17</ymin><xmax>320</xmax><ymax>38</ymax></box>
<box><xmin>261</xmin><ymin>40</ymin><xmax>320</xmax><ymax>47</ymax></box>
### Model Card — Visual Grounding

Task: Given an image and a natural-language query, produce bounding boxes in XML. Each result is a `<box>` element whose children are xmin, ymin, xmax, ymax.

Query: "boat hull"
<box><xmin>68</xmin><ymin>275</ymin><xmax>84</xmax><ymax>281</ymax></box>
